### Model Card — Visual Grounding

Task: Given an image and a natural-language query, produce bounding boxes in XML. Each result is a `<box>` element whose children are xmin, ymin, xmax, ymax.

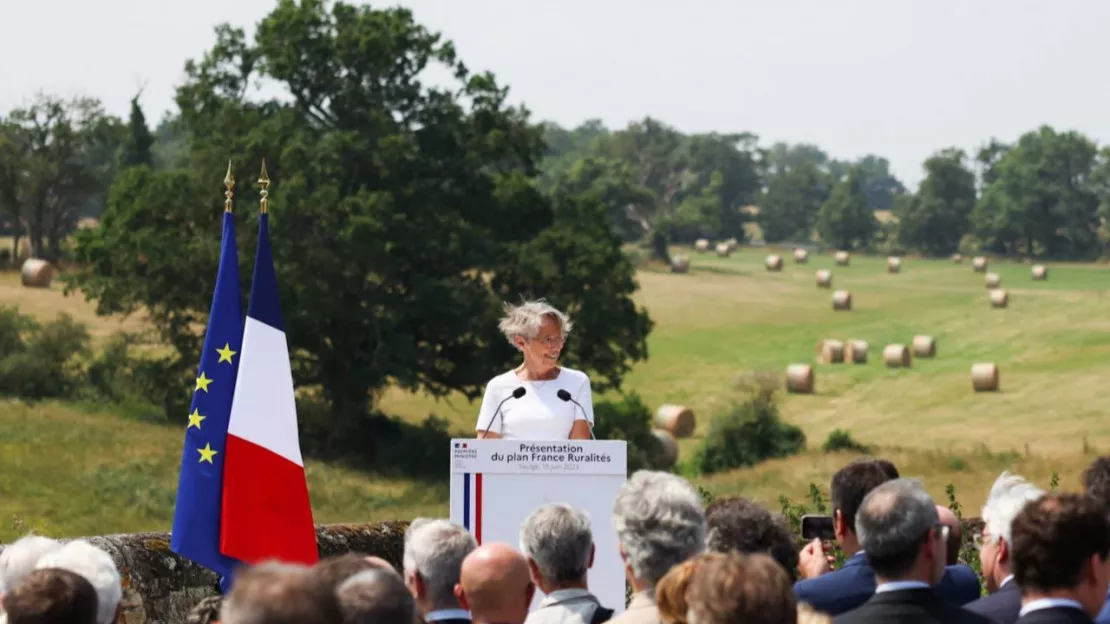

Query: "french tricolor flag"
<box><xmin>219</xmin><ymin>206</ymin><xmax>318</xmax><ymax>566</ymax></box>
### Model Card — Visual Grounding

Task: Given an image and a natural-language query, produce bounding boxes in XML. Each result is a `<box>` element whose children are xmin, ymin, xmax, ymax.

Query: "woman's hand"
<box><xmin>569</xmin><ymin>420</ymin><xmax>592</xmax><ymax>440</ymax></box>
<box><xmin>476</xmin><ymin>430</ymin><xmax>503</xmax><ymax>439</ymax></box>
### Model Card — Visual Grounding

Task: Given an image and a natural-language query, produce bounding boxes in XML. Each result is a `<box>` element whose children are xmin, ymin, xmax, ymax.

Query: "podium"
<box><xmin>449</xmin><ymin>438</ymin><xmax>628</xmax><ymax>614</ymax></box>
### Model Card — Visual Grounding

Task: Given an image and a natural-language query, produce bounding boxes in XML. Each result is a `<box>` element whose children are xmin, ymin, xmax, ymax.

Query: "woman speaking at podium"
<box><xmin>475</xmin><ymin>299</ymin><xmax>595</xmax><ymax>440</ymax></box>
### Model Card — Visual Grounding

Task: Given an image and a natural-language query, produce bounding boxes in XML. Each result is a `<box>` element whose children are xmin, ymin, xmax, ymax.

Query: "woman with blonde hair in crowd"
<box><xmin>655</xmin><ymin>553</ymin><xmax>727</xmax><ymax>624</ymax></box>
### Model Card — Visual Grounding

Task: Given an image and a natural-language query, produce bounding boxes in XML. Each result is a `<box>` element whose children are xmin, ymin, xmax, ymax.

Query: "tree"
<box><xmin>816</xmin><ymin>167</ymin><xmax>877</xmax><ymax>250</ymax></box>
<box><xmin>119</xmin><ymin>93</ymin><xmax>154</xmax><ymax>168</ymax></box>
<box><xmin>546</xmin><ymin>156</ymin><xmax>656</xmax><ymax>242</ymax></box>
<box><xmin>854</xmin><ymin>155</ymin><xmax>906</xmax><ymax>211</ymax></box>
<box><xmin>758</xmin><ymin>162</ymin><xmax>831</xmax><ymax>242</ymax></box>
<box><xmin>895</xmin><ymin>149</ymin><xmax>977</xmax><ymax>255</ymax></box>
<box><xmin>66</xmin><ymin>0</ymin><xmax>652</xmax><ymax>448</ymax></box>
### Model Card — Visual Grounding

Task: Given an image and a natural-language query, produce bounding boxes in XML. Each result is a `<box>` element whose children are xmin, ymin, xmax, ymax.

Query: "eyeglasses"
<box><xmin>531</xmin><ymin>335</ymin><xmax>565</xmax><ymax>347</ymax></box>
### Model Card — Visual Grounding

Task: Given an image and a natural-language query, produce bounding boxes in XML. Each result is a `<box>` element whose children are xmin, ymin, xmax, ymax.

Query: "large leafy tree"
<box><xmin>896</xmin><ymin>148</ymin><xmax>977</xmax><ymax>255</ymax></box>
<box><xmin>758</xmin><ymin>161</ymin><xmax>832</xmax><ymax>242</ymax></box>
<box><xmin>66</xmin><ymin>0</ymin><xmax>652</xmax><ymax>441</ymax></box>
<box><xmin>816</xmin><ymin>167</ymin><xmax>877</xmax><ymax>250</ymax></box>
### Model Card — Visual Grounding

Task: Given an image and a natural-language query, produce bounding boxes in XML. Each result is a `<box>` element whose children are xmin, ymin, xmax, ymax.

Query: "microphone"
<box><xmin>484</xmin><ymin>386</ymin><xmax>526</xmax><ymax>435</ymax></box>
<box><xmin>557</xmin><ymin>389</ymin><xmax>595</xmax><ymax>440</ymax></box>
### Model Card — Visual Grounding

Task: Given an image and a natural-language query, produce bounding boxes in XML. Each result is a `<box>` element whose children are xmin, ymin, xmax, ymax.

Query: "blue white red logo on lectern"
<box><xmin>453</xmin><ymin>442</ymin><xmax>477</xmax><ymax>460</ymax></box>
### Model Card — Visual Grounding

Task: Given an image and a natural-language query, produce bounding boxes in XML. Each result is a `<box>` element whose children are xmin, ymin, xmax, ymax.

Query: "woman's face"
<box><xmin>517</xmin><ymin>316</ymin><xmax>565</xmax><ymax>371</ymax></box>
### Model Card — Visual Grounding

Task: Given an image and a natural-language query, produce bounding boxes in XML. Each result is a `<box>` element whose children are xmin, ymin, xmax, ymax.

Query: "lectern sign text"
<box><xmin>451</xmin><ymin>440</ymin><xmax>627</xmax><ymax>475</ymax></box>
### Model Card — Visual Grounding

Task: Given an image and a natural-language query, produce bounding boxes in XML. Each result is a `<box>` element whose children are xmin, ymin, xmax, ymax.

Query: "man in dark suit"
<box><xmin>965</xmin><ymin>472</ymin><xmax>1046</xmax><ymax>624</ymax></box>
<box><xmin>794</xmin><ymin>460</ymin><xmax>982</xmax><ymax>615</ymax></box>
<box><xmin>1011</xmin><ymin>494</ymin><xmax>1110</xmax><ymax>624</ymax></box>
<box><xmin>403</xmin><ymin>519</ymin><xmax>477</xmax><ymax>624</ymax></box>
<box><xmin>832</xmin><ymin>479</ymin><xmax>990</xmax><ymax>624</ymax></box>
<box><xmin>1079</xmin><ymin>457</ymin><xmax>1110</xmax><ymax>624</ymax></box>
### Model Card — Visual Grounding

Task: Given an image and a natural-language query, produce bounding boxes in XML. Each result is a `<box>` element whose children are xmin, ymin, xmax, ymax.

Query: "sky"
<box><xmin>3</xmin><ymin>0</ymin><xmax>1109</xmax><ymax>188</ymax></box>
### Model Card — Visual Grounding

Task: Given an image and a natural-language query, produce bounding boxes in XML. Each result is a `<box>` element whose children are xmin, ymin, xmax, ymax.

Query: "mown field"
<box><xmin>2</xmin><ymin>245</ymin><xmax>1109</xmax><ymax>541</ymax></box>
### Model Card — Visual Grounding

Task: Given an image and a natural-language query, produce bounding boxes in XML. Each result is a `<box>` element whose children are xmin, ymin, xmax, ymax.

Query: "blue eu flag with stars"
<box><xmin>170</xmin><ymin>208</ymin><xmax>245</xmax><ymax>586</ymax></box>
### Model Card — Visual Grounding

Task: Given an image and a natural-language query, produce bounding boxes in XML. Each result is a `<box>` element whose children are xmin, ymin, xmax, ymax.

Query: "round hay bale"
<box><xmin>832</xmin><ymin>290</ymin><xmax>852</xmax><ymax>311</ymax></box>
<box><xmin>815</xmin><ymin>269</ymin><xmax>833</xmax><ymax>288</ymax></box>
<box><xmin>912</xmin><ymin>335</ymin><xmax>936</xmax><ymax>358</ymax></box>
<box><xmin>835</xmin><ymin>251</ymin><xmax>850</xmax><ymax>266</ymax></box>
<box><xmin>989</xmin><ymin>289</ymin><xmax>1009</xmax><ymax>308</ymax></box>
<box><xmin>786</xmin><ymin>364</ymin><xmax>814</xmax><ymax>394</ymax></box>
<box><xmin>1032</xmin><ymin>264</ymin><xmax>1048</xmax><ymax>280</ymax></box>
<box><xmin>845</xmin><ymin>339</ymin><xmax>869</xmax><ymax>364</ymax></box>
<box><xmin>670</xmin><ymin>255</ymin><xmax>690</xmax><ymax>273</ymax></box>
<box><xmin>972</xmin><ymin>256</ymin><xmax>988</xmax><ymax>272</ymax></box>
<box><xmin>20</xmin><ymin>258</ymin><xmax>53</xmax><ymax>288</ymax></box>
<box><xmin>695</xmin><ymin>239</ymin><xmax>710</xmax><ymax>252</ymax></box>
<box><xmin>952</xmin><ymin>253</ymin><xmax>963</xmax><ymax>263</ymax></box>
<box><xmin>794</xmin><ymin>248</ymin><xmax>809</xmax><ymax>264</ymax></box>
<box><xmin>815</xmin><ymin>339</ymin><xmax>845</xmax><ymax>364</ymax></box>
<box><xmin>726</xmin><ymin>238</ymin><xmax>739</xmax><ymax>252</ymax></box>
<box><xmin>971</xmin><ymin>363</ymin><xmax>1000</xmax><ymax>392</ymax></box>
<box><xmin>715</xmin><ymin>243</ymin><xmax>731</xmax><ymax>257</ymax></box>
<box><xmin>654</xmin><ymin>404</ymin><xmax>696</xmax><ymax>438</ymax></box>
<box><xmin>651</xmin><ymin>429</ymin><xmax>679</xmax><ymax>468</ymax></box>
<box><xmin>765</xmin><ymin>254</ymin><xmax>783</xmax><ymax>271</ymax></box>
<box><xmin>887</xmin><ymin>256</ymin><xmax>902</xmax><ymax>273</ymax></box>
<box><xmin>984</xmin><ymin>272</ymin><xmax>1001</xmax><ymax>288</ymax></box>
<box><xmin>883</xmin><ymin>344</ymin><xmax>911</xmax><ymax>368</ymax></box>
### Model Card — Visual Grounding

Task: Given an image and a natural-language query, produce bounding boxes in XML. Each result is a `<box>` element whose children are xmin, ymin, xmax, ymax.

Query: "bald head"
<box><xmin>456</xmin><ymin>543</ymin><xmax>534</xmax><ymax>624</ymax></box>
<box><xmin>935</xmin><ymin>505</ymin><xmax>962</xmax><ymax>565</ymax></box>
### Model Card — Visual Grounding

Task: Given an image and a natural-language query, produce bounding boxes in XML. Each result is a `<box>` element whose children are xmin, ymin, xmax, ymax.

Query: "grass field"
<box><xmin>2</xmin><ymin>246</ymin><xmax>1109</xmax><ymax>541</ymax></box>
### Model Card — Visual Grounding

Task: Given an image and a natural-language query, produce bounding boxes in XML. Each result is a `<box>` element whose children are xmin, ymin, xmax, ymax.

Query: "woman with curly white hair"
<box><xmin>474</xmin><ymin>299</ymin><xmax>594</xmax><ymax>440</ymax></box>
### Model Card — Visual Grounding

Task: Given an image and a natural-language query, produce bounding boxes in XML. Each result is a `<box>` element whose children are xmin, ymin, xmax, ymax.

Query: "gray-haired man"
<box><xmin>403</xmin><ymin>518</ymin><xmax>477</xmax><ymax>624</ymax></box>
<box><xmin>521</xmin><ymin>503</ymin><xmax>613</xmax><ymax>624</ymax></box>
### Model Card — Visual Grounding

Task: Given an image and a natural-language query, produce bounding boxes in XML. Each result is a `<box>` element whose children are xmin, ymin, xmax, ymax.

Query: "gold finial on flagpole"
<box><xmin>224</xmin><ymin>160</ymin><xmax>235</xmax><ymax>213</ymax></box>
<box><xmin>258</xmin><ymin>159</ymin><xmax>270</xmax><ymax>215</ymax></box>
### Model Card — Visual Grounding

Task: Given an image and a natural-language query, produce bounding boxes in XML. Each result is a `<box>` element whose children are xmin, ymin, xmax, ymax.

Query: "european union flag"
<box><xmin>170</xmin><ymin>207</ymin><xmax>245</xmax><ymax>584</ymax></box>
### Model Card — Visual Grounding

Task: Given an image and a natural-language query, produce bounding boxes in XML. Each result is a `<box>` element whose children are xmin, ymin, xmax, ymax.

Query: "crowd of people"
<box><xmin>4</xmin><ymin>456</ymin><xmax>1110</xmax><ymax>624</ymax></box>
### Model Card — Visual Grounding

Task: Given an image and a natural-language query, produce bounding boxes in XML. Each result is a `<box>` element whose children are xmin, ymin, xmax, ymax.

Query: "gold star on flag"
<box><xmin>216</xmin><ymin>343</ymin><xmax>237</xmax><ymax>364</ymax></box>
<box><xmin>195</xmin><ymin>372</ymin><xmax>213</xmax><ymax>393</ymax></box>
<box><xmin>197</xmin><ymin>443</ymin><xmax>218</xmax><ymax>464</ymax></box>
<box><xmin>187</xmin><ymin>408</ymin><xmax>206</xmax><ymax>430</ymax></box>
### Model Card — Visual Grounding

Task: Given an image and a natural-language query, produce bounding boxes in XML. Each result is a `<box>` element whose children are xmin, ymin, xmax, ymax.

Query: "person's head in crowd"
<box><xmin>1011</xmin><ymin>493</ymin><xmax>1110</xmax><ymax>617</ymax></box>
<box><xmin>403</xmin><ymin>519</ymin><xmax>476</xmax><ymax>618</ymax></box>
<box><xmin>685</xmin><ymin>551</ymin><xmax>796</xmax><ymax>624</ymax></box>
<box><xmin>656</xmin><ymin>554</ymin><xmax>725</xmax><ymax>624</ymax></box>
<box><xmin>455</xmin><ymin>543</ymin><xmax>534</xmax><ymax>624</ymax></box>
<box><xmin>186</xmin><ymin>595</ymin><xmax>224</xmax><ymax>624</ymax></box>
<box><xmin>705</xmin><ymin>496</ymin><xmax>799</xmax><ymax>581</ymax></box>
<box><xmin>830</xmin><ymin>460</ymin><xmax>892</xmax><ymax>556</ymax></box>
<box><xmin>977</xmin><ymin>471</ymin><xmax>1045</xmax><ymax>593</ymax></box>
<box><xmin>855</xmin><ymin>478</ymin><xmax>947</xmax><ymax>586</ymax></box>
<box><xmin>612</xmin><ymin>470</ymin><xmax>706</xmax><ymax>597</ymax></box>
<box><xmin>337</xmin><ymin>568</ymin><xmax>417</xmax><ymax>624</ymax></box>
<box><xmin>519</xmin><ymin>503</ymin><xmax>594</xmax><ymax>595</ymax></box>
<box><xmin>872</xmin><ymin>459</ymin><xmax>900</xmax><ymax>480</ymax></box>
<box><xmin>220</xmin><ymin>562</ymin><xmax>342</xmax><ymax>624</ymax></box>
<box><xmin>1</xmin><ymin>568</ymin><xmax>99</xmax><ymax>624</ymax></box>
<box><xmin>0</xmin><ymin>535</ymin><xmax>62</xmax><ymax>598</ymax></box>
<box><xmin>934</xmin><ymin>504</ymin><xmax>963</xmax><ymax>566</ymax></box>
<box><xmin>34</xmin><ymin>540</ymin><xmax>121</xmax><ymax>624</ymax></box>
<box><xmin>313</xmin><ymin>553</ymin><xmax>397</xmax><ymax>591</ymax></box>
<box><xmin>1082</xmin><ymin>456</ymin><xmax>1110</xmax><ymax>515</ymax></box>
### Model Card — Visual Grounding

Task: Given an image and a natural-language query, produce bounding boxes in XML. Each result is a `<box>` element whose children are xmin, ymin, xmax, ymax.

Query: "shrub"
<box><xmin>0</xmin><ymin>305</ymin><xmax>34</xmax><ymax>358</ymax></box>
<box><xmin>822</xmin><ymin>428</ymin><xmax>871</xmax><ymax>453</ymax></box>
<box><xmin>693</xmin><ymin>372</ymin><xmax>806</xmax><ymax>475</ymax></box>
<box><xmin>0</xmin><ymin>248</ymin><xmax>11</xmax><ymax>268</ymax></box>
<box><xmin>592</xmin><ymin>392</ymin><xmax>664</xmax><ymax>471</ymax></box>
<box><xmin>0</xmin><ymin>312</ymin><xmax>90</xmax><ymax>399</ymax></box>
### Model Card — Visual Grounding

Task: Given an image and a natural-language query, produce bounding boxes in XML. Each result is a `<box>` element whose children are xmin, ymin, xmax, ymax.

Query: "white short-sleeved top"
<box><xmin>474</xmin><ymin>367</ymin><xmax>594</xmax><ymax>440</ymax></box>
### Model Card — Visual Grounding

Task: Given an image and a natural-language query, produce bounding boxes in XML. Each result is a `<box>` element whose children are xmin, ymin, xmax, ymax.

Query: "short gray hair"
<box><xmin>498</xmin><ymin>299</ymin><xmax>573</xmax><ymax>345</ymax></box>
<box><xmin>338</xmin><ymin>569</ymin><xmax>416</xmax><ymax>624</ymax></box>
<box><xmin>981</xmin><ymin>471</ymin><xmax>1045</xmax><ymax>546</ymax></box>
<box><xmin>0</xmin><ymin>535</ymin><xmax>62</xmax><ymax>594</ymax></box>
<box><xmin>520</xmin><ymin>503</ymin><xmax>593</xmax><ymax>584</ymax></box>
<box><xmin>612</xmin><ymin>471</ymin><xmax>706</xmax><ymax>586</ymax></box>
<box><xmin>35</xmin><ymin>540</ymin><xmax>122</xmax><ymax>624</ymax></box>
<box><xmin>856</xmin><ymin>479</ymin><xmax>939</xmax><ymax>578</ymax></box>
<box><xmin>402</xmin><ymin>519</ymin><xmax>476</xmax><ymax>605</ymax></box>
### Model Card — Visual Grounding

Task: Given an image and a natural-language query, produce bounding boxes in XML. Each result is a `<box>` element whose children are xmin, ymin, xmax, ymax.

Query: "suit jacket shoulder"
<box><xmin>794</xmin><ymin>555</ymin><xmax>876</xmax><ymax>616</ymax></box>
<box><xmin>1017</xmin><ymin>607</ymin><xmax>1092</xmax><ymax>624</ymax></box>
<box><xmin>965</xmin><ymin>582</ymin><xmax>1022</xmax><ymax>624</ymax></box>
<box><xmin>937</xmin><ymin>564</ymin><xmax>984</xmax><ymax>606</ymax></box>
<box><xmin>834</xmin><ymin>588</ymin><xmax>992</xmax><ymax>624</ymax></box>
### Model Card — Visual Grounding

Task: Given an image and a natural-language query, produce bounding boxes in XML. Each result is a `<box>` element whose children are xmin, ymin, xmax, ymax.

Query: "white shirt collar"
<box><xmin>425</xmin><ymin>609</ymin><xmax>471</xmax><ymax>621</ymax></box>
<box><xmin>1000</xmin><ymin>575</ymin><xmax>1015</xmax><ymax>588</ymax></box>
<box><xmin>875</xmin><ymin>581</ymin><xmax>931</xmax><ymax>593</ymax></box>
<box><xmin>1019</xmin><ymin>598</ymin><xmax>1085</xmax><ymax>617</ymax></box>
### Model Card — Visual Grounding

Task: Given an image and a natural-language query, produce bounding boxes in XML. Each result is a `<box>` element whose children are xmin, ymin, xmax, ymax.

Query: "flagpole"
<box><xmin>225</xmin><ymin>161</ymin><xmax>234</xmax><ymax>214</ymax></box>
<box><xmin>258</xmin><ymin>159</ymin><xmax>269</xmax><ymax>214</ymax></box>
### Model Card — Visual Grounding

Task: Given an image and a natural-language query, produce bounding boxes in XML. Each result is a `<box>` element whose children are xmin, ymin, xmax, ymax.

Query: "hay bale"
<box><xmin>912</xmin><ymin>335</ymin><xmax>936</xmax><ymax>358</ymax></box>
<box><xmin>835</xmin><ymin>251</ymin><xmax>850</xmax><ymax>266</ymax></box>
<box><xmin>972</xmin><ymin>256</ymin><xmax>988</xmax><ymax>272</ymax></box>
<box><xmin>845</xmin><ymin>339</ymin><xmax>869</xmax><ymax>364</ymax></box>
<box><xmin>952</xmin><ymin>253</ymin><xmax>963</xmax><ymax>263</ymax></box>
<box><xmin>887</xmin><ymin>256</ymin><xmax>902</xmax><ymax>273</ymax></box>
<box><xmin>670</xmin><ymin>255</ymin><xmax>690</xmax><ymax>273</ymax></box>
<box><xmin>786</xmin><ymin>364</ymin><xmax>814</xmax><ymax>394</ymax></box>
<box><xmin>989</xmin><ymin>289</ymin><xmax>1009</xmax><ymax>308</ymax></box>
<box><xmin>654</xmin><ymin>404</ymin><xmax>696</xmax><ymax>438</ymax></box>
<box><xmin>984</xmin><ymin>272</ymin><xmax>1001</xmax><ymax>288</ymax></box>
<box><xmin>815</xmin><ymin>339</ymin><xmax>845</xmax><ymax>364</ymax></box>
<box><xmin>971</xmin><ymin>363</ymin><xmax>1000</xmax><ymax>392</ymax></box>
<box><xmin>765</xmin><ymin>254</ymin><xmax>783</xmax><ymax>271</ymax></box>
<box><xmin>1032</xmin><ymin>264</ymin><xmax>1048</xmax><ymax>280</ymax></box>
<box><xmin>652</xmin><ymin>429</ymin><xmax>679</xmax><ymax>468</ymax></box>
<box><xmin>20</xmin><ymin>258</ymin><xmax>53</xmax><ymax>288</ymax></box>
<box><xmin>832</xmin><ymin>290</ymin><xmax>852</xmax><ymax>311</ymax></box>
<box><xmin>794</xmin><ymin>248</ymin><xmax>809</xmax><ymax>264</ymax></box>
<box><xmin>726</xmin><ymin>238</ymin><xmax>739</xmax><ymax>252</ymax></box>
<box><xmin>715</xmin><ymin>243</ymin><xmax>731</xmax><ymax>257</ymax></box>
<box><xmin>695</xmin><ymin>239</ymin><xmax>710</xmax><ymax>252</ymax></box>
<box><xmin>883</xmin><ymin>344</ymin><xmax>911</xmax><ymax>368</ymax></box>
<box><xmin>815</xmin><ymin>269</ymin><xmax>833</xmax><ymax>288</ymax></box>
